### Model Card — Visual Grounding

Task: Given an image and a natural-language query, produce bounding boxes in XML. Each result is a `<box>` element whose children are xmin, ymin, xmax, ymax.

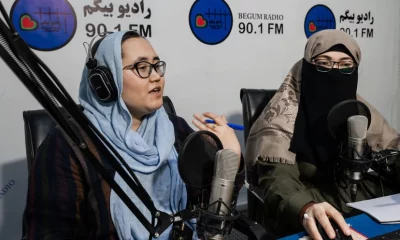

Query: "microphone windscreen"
<box><xmin>178</xmin><ymin>131</ymin><xmax>223</xmax><ymax>188</ymax></box>
<box><xmin>347</xmin><ymin>115</ymin><xmax>368</xmax><ymax>139</ymax></box>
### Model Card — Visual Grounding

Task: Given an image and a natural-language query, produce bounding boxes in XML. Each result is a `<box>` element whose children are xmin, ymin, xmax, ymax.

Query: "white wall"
<box><xmin>0</xmin><ymin>0</ymin><xmax>399</xmax><ymax>239</ymax></box>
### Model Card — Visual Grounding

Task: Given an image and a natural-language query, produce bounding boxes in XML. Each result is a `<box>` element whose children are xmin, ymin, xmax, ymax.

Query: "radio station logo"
<box><xmin>304</xmin><ymin>4</ymin><xmax>336</xmax><ymax>38</ymax></box>
<box><xmin>10</xmin><ymin>0</ymin><xmax>77</xmax><ymax>51</ymax></box>
<box><xmin>189</xmin><ymin>0</ymin><xmax>233</xmax><ymax>45</ymax></box>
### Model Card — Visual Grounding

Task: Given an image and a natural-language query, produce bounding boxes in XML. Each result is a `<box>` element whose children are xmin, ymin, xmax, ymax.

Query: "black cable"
<box><xmin>332</xmin><ymin>153</ymin><xmax>351</xmax><ymax>204</ymax></box>
<box><xmin>333</xmin><ymin>164</ymin><xmax>351</xmax><ymax>204</ymax></box>
<box><xmin>377</xmin><ymin>163</ymin><xmax>385</xmax><ymax>197</ymax></box>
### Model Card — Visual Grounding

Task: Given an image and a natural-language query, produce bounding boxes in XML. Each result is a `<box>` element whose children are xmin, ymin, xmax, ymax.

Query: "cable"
<box><xmin>333</xmin><ymin>163</ymin><xmax>352</xmax><ymax>204</ymax></box>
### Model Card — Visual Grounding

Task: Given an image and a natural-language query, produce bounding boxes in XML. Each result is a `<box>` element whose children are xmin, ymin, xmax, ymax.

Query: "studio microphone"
<box><xmin>177</xmin><ymin>130</ymin><xmax>272</xmax><ymax>239</ymax></box>
<box><xmin>205</xmin><ymin>149</ymin><xmax>240</xmax><ymax>240</ymax></box>
<box><xmin>346</xmin><ymin>115</ymin><xmax>369</xmax><ymax>201</ymax></box>
<box><xmin>327</xmin><ymin>99</ymin><xmax>373</xmax><ymax>202</ymax></box>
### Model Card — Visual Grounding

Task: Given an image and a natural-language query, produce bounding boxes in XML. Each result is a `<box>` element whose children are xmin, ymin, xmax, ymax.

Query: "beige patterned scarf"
<box><xmin>244</xmin><ymin>29</ymin><xmax>400</xmax><ymax>166</ymax></box>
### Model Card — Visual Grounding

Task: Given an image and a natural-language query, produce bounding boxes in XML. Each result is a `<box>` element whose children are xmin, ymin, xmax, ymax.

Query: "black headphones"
<box><xmin>85</xmin><ymin>32</ymin><xmax>118</xmax><ymax>103</ymax></box>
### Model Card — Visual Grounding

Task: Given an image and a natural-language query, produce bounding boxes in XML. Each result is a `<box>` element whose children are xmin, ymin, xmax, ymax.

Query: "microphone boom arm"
<box><xmin>0</xmin><ymin>2</ymin><xmax>173</xmax><ymax>237</ymax></box>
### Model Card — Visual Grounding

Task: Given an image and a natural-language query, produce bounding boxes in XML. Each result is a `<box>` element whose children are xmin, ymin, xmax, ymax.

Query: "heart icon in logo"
<box><xmin>308</xmin><ymin>22</ymin><xmax>317</xmax><ymax>32</ymax></box>
<box><xmin>20</xmin><ymin>14</ymin><xmax>38</xmax><ymax>31</ymax></box>
<box><xmin>195</xmin><ymin>15</ymin><xmax>207</xmax><ymax>28</ymax></box>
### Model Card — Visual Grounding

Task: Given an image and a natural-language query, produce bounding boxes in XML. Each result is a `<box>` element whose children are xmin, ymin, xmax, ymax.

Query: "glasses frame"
<box><xmin>312</xmin><ymin>59</ymin><xmax>357</xmax><ymax>75</ymax></box>
<box><xmin>123</xmin><ymin>60</ymin><xmax>166</xmax><ymax>78</ymax></box>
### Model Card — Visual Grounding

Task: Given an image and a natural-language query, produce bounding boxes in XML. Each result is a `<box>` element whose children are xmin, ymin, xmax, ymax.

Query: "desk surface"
<box><xmin>279</xmin><ymin>214</ymin><xmax>400</xmax><ymax>240</ymax></box>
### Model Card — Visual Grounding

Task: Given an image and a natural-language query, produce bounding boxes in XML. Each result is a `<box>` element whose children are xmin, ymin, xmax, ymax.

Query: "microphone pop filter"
<box><xmin>178</xmin><ymin>130</ymin><xmax>223</xmax><ymax>189</ymax></box>
<box><xmin>327</xmin><ymin>99</ymin><xmax>371</xmax><ymax>141</ymax></box>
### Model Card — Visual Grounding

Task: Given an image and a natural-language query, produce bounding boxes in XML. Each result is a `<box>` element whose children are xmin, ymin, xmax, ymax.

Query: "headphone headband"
<box><xmin>85</xmin><ymin>32</ymin><xmax>114</xmax><ymax>69</ymax></box>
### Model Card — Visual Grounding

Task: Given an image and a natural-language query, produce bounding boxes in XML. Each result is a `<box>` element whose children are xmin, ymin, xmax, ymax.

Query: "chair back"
<box><xmin>240</xmin><ymin>88</ymin><xmax>277</xmax><ymax>221</ymax></box>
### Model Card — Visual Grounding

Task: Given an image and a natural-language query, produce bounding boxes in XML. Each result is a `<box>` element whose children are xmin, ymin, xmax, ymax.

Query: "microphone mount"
<box><xmin>336</xmin><ymin>143</ymin><xmax>400</xmax><ymax>202</ymax></box>
<box><xmin>198</xmin><ymin>198</ymin><xmax>240</xmax><ymax>237</ymax></box>
<box><xmin>338</xmin><ymin>144</ymin><xmax>374</xmax><ymax>180</ymax></box>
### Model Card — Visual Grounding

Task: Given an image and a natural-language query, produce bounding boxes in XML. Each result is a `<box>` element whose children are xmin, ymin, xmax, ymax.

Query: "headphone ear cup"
<box><xmin>88</xmin><ymin>66</ymin><xmax>118</xmax><ymax>103</ymax></box>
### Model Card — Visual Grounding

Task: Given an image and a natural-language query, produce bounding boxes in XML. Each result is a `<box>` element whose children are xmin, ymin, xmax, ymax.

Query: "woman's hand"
<box><xmin>302</xmin><ymin>202</ymin><xmax>351</xmax><ymax>240</ymax></box>
<box><xmin>192</xmin><ymin>112</ymin><xmax>241</xmax><ymax>157</ymax></box>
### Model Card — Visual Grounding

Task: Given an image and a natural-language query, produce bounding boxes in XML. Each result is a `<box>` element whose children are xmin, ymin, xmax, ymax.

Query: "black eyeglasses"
<box><xmin>312</xmin><ymin>59</ymin><xmax>357</xmax><ymax>74</ymax></box>
<box><xmin>123</xmin><ymin>61</ymin><xmax>166</xmax><ymax>78</ymax></box>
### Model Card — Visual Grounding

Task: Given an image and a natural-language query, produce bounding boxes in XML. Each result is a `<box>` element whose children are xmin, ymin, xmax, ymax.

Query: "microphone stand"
<box><xmin>336</xmin><ymin>143</ymin><xmax>373</xmax><ymax>203</ymax></box>
<box><xmin>0</xmin><ymin>2</ymin><xmax>173</xmax><ymax>238</ymax></box>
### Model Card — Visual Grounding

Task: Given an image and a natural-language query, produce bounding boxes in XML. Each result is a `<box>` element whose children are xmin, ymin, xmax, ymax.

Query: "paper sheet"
<box><xmin>347</xmin><ymin>194</ymin><xmax>400</xmax><ymax>224</ymax></box>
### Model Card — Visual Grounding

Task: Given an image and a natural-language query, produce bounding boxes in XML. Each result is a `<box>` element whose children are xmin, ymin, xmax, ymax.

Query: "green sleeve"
<box><xmin>257</xmin><ymin>160</ymin><xmax>315</xmax><ymax>234</ymax></box>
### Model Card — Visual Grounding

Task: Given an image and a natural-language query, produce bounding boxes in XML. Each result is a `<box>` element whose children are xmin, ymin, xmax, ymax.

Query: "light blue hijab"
<box><xmin>78</xmin><ymin>31</ymin><xmax>190</xmax><ymax>239</ymax></box>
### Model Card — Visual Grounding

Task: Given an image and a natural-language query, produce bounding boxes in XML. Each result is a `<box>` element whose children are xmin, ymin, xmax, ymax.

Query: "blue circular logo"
<box><xmin>189</xmin><ymin>0</ymin><xmax>233</xmax><ymax>45</ymax></box>
<box><xmin>10</xmin><ymin>0</ymin><xmax>77</xmax><ymax>51</ymax></box>
<box><xmin>304</xmin><ymin>4</ymin><xmax>336</xmax><ymax>38</ymax></box>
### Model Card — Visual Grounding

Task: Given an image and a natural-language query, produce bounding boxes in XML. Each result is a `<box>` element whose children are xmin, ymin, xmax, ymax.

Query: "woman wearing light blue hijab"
<box><xmin>22</xmin><ymin>30</ymin><xmax>243</xmax><ymax>240</ymax></box>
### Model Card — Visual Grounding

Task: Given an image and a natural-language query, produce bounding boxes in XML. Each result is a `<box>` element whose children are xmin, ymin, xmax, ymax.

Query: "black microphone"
<box><xmin>205</xmin><ymin>149</ymin><xmax>240</xmax><ymax>240</ymax></box>
<box><xmin>346</xmin><ymin>115</ymin><xmax>369</xmax><ymax>201</ymax></box>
